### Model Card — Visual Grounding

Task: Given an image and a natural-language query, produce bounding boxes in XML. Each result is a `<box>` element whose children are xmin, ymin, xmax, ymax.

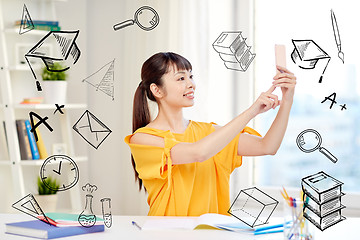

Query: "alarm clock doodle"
<box><xmin>40</xmin><ymin>155</ymin><xmax>79</xmax><ymax>191</ymax></box>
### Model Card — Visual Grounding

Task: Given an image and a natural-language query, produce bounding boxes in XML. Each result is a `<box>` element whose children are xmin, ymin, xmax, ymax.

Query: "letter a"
<box><xmin>321</xmin><ymin>92</ymin><xmax>337</xmax><ymax>109</ymax></box>
<box><xmin>29</xmin><ymin>112</ymin><xmax>53</xmax><ymax>142</ymax></box>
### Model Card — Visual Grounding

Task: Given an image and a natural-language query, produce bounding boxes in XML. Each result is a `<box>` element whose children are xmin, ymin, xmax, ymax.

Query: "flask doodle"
<box><xmin>78</xmin><ymin>183</ymin><xmax>98</xmax><ymax>228</ymax></box>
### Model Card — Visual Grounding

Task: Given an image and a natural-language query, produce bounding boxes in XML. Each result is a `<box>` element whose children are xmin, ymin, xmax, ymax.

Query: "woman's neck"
<box><xmin>152</xmin><ymin>106</ymin><xmax>188</xmax><ymax>134</ymax></box>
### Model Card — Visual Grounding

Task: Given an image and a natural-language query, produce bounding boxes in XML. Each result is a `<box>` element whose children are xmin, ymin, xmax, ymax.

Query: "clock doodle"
<box><xmin>40</xmin><ymin>155</ymin><xmax>79</xmax><ymax>191</ymax></box>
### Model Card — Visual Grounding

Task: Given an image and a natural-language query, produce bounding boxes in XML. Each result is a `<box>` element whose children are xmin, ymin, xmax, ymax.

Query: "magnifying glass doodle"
<box><xmin>113</xmin><ymin>6</ymin><xmax>159</xmax><ymax>31</ymax></box>
<box><xmin>296</xmin><ymin>129</ymin><xmax>338</xmax><ymax>163</ymax></box>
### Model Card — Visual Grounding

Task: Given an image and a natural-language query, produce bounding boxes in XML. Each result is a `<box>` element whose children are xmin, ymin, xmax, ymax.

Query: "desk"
<box><xmin>1</xmin><ymin>214</ymin><xmax>358</xmax><ymax>240</ymax></box>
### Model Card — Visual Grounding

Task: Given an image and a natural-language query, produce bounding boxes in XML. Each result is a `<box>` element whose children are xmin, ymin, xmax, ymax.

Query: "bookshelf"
<box><xmin>0</xmin><ymin>0</ymin><xmax>85</xmax><ymax>213</ymax></box>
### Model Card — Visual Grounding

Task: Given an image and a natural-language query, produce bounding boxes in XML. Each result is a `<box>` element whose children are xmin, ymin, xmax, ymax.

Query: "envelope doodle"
<box><xmin>73</xmin><ymin>110</ymin><xmax>112</xmax><ymax>149</ymax></box>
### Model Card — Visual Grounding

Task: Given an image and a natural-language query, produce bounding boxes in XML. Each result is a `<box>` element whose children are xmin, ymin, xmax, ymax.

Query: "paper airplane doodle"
<box><xmin>12</xmin><ymin>194</ymin><xmax>50</xmax><ymax>224</ymax></box>
<box><xmin>291</xmin><ymin>40</ymin><xmax>331</xmax><ymax>83</ymax></box>
<box><xmin>213</xmin><ymin>31</ymin><xmax>255</xmax><ymax>72</ymax></box>
<box><xmin>82</xmin><ymin>59</ymin><xmax>115</xmax><ymax>100</ymax></box>
<box><xmin>19</xmin><ymin>4</ymin><xmax>34</xmax><ymax>35</ymax></box>
<box><xmin>25</xmin><ymin>30</ymin><xmax>81</xmax><ymax>80</ymax></box>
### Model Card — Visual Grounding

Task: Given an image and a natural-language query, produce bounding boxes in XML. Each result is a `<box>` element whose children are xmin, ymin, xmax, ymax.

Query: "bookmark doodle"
<box><xmin>330</xmin><ymin>9</ymin><xmax>344</xmax><ymax>63</ymax></box>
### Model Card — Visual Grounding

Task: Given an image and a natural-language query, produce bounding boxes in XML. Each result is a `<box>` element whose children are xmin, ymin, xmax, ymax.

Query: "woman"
<box><xmin>125</xmin><ymin>52</ymin><xmax>296</xmax><ymax>216</ymax></box>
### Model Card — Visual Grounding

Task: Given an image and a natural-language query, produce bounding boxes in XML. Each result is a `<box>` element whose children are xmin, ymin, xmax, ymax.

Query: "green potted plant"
<box><xmin>35</xmin><ymin>176</ymin><xmax>59</xmax><ymax>213</ymax></box>
<box><xmin>41</xmin><ymin>63</ymin><xmax>68</xmax><ymax>104</ymax></box>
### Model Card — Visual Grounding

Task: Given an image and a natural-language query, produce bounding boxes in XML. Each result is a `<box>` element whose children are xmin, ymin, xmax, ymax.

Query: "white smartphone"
<box><xmin>275</xmin><ymin>44</ymin><xmax>286</xmax><ymax>73</ymax></box>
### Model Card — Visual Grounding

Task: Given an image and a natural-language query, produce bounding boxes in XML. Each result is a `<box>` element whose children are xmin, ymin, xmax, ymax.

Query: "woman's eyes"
<box><xmin>177</xmin><ymin>75</ymin><xmax>194</xmax><ymax>81</ymax></box>
<box><xmin>190</xmin><ymin>75</ymin><xmax>194</xmax><ymax>79</ymax></box>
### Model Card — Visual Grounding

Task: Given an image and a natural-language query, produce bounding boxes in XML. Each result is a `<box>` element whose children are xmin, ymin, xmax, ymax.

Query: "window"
<box><xmin>253</xmin><ymin>0</ymin><xmax>360</xmax><ymax>206</ymax></box>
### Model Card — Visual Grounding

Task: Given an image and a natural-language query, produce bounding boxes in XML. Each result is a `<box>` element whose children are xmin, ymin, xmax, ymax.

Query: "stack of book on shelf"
<box><xmin>20</xmin><ymin>97</ymin><xmax>44</xmax><ymax>104</ymax></box>
<box><xmin>16</xmin><ymin>119</ymin><xmax>48</xmax><ymax>160</ymax></box>
<box><xmin>301</xmin><ymin>171</ymin><xmax>346</xmax><ymax>231</ymax></box>
<box><xmin>6</xmin><ymin>213</ymin><xmax>105</xmax><ymax>239</ymax></box>
<box><xmin>0</xmin><ymin>121</ymin><xmax>9</xmax><ymax>160</ymax></box>
<box><xmin>14</xmin><ymin>20</ymin><xmax>61</xmax><ymax>31</ymax></box>
<box><xmin>212</xmin><ymin>31</ymin><xmax>256</xmax><ymax>72</ymax></box>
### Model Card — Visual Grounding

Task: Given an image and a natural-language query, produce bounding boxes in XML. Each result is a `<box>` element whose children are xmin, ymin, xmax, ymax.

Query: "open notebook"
<box><xmin>141</xmin><ymin>213</ymin><xmax>254</xmax><ymax>232</ymax></box>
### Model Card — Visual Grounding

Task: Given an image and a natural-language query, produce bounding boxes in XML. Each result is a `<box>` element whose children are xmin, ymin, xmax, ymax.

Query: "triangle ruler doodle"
<box><xmin>82</xmin><ymin>59</ymin><xmax>115</xmax><ymax>100</ymax></box>
<box><xmin>19</xmin><ymin>4</ymin><xmax>35</xmax><ymax>35</ymax></box>
<box><xmin>12</xmin><ymin>194</ymin><xmax>50</xmax><ymax>224</ymax></box>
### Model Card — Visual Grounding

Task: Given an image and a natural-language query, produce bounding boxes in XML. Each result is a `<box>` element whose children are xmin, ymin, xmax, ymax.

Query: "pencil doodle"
<box><xmin>100</xmin><ymin>198</ymin><xmax>112</xmax><ymax>228</ymax></box>
<box><xmin>291</xmin><ymin>39</ymin><xmax>331</xmax><ymax>83</ymax></box>
<box><xmin>113</xmin><ymin>6</ymin><xmax>159</xmax><ymax>31</ymax></box>
<box><xmin>296</xmin><ymin>129</ymin><xmax>338</xmax><ymax>163</ymax></box>
<box><xmin>302</xmin><ymin>171</ymin><xmax>346</xmax><ymax>231</ymax></box>
<box><xmin>25</xmin><ymin>30</ymin><xmax>81</xmax><ymax>80</ymax></box>
<box><xmin>331</xmin><ymin>9</ymin><xmax>344</xmax><ymax>63</ymax></box>
<box><xmin>29</xmin><ymin>112</ymin><xmax>53</xmax><ymax>142</ymax></box>
<box><xmin>228</xmin><ymin>187</ymin><xmax>278</xmax><ymax>228</ymax></box>
<box><xmin>78</xmin><ymin>183</ymin><xmax>98</xmax><ymax>228</ymax></box>
<box><xmin>19</xmin><ymin>4</ymin><xmax>34</xmax><ymax>35</ymax></box>
<box><xmin>73</xmin><ymin>110</ymin><xmax>112</xmax><ymax>149</ymax></box>
<box><xmin>12</xmin><ymin>194</ymin><xmax>50</xmax><ymax>224</ymax></box>
<box><xmin>321</xmin><ymin>92</ymin><xmax>347</xmax><ymax>111</ymax></box>
<box><xmin>54</xmin><ymin>104</ymin><xmax>65</xmax><ymax>114</ymax></box>
<box><xmin>82</xmin><ymin>59</ymin><xmax>115</xmax><ymax>100</ymax></box>
<box><xmin>213</xmin><ymin>31</ymin><xmax>255</xmax><ymax>72</ymax></box>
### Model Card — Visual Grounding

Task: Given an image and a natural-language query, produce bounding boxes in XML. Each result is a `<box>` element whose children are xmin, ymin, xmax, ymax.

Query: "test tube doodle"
<box><xmin>100</xmin><ymin>198</ymin><xmax>112</xmax><ymax>228</ymax></box>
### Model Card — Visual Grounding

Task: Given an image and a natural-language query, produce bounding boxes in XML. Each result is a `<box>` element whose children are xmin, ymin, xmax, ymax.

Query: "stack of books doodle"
<box><xmin>212</xmin><ymin>31</ymin><xmax>255</xmax><ymax>72</ymax></box>
<box><xmin>301</xmin><ymin>171</ymin><xmax>346</xmax><ymax>231</ymax></box>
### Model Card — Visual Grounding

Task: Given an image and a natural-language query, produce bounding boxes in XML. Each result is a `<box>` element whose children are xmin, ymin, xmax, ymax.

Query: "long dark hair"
<box><xmin>132</xmin><ymin>52</ymin><xmax>192</xmax><ymax>191</ymax></box>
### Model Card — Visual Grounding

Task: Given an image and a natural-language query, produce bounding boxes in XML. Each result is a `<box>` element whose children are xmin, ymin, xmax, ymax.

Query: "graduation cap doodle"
<box><xmin>291</xmin><ymin>39</ymin><xmax>331</xmax><ymax>83</ymax></box>
<box><xmin>25</xmin><ymin>30</ymin><xmax>81</xmax><ymax>80</ymax></box>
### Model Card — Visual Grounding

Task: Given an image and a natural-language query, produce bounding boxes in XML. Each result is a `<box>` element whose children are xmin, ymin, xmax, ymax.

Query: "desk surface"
<box><xmin>1</xmin><ymin>214</ymin><xmax>358</xmax><ymax>240</ymax></box>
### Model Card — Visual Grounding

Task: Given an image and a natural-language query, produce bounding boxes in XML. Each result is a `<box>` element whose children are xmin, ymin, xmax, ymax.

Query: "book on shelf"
<box><xmin>24</xmin><ymin>120</ymin><xmax>40</xmax><ymax>160</ymax></box>
<box><xmin>16</xmin><ymin>120</ymin><xmax>32</xmax><ymax>160</ymax></box>
<box><xmin>34</xmin><ymin>124</ymin><xmax>48</xmax><ymax>159</ymax></box>
<box><xmin>15</xmin><ymin>20</ymin><xmax>59</xmax><ymax>26</ymax></box>
<box><xmin>5</xmin><ymin>220</ymin><xmax>104</xmax><ymax>239</ymax></box>
<box><xmin>20</xmin><ymin>97</ymin><xmax>44</xmax><ymax>104</ymax></box>
<box><xmin>31</xmin><ymin>25</ymin><xmax>61</xmax><ymax>31</ymax></box>
<box><xmin>0</xmin><ymin>121</ymin><xmax>9</xmax><ymax>160</ymax></box>
<box><xmin>302</xmin><ymin>171</ymin><xmax>343</xmax><ymax>203</ymax></box>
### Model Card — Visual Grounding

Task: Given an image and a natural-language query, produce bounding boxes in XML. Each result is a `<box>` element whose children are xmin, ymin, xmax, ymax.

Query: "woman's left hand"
<box><xmin>273</xmin><ymin>66</ymin><xmax>296</xmax><ymax>103</ymax></box>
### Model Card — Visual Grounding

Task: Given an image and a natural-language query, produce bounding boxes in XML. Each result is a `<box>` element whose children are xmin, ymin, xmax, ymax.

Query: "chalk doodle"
<box><xmin>25</xmin><ymin>30</ymin><xmax>81</xmax><ymax>81</ymax></box>
<box><xmin>291</xmin><ymin>39</ymin><xmax>331</xmax><ymax>83</ymax></box>
<box><xmin>321</xmin><ymin>92</ymin><xmax>347</xmax><ymax>111</ymax></box>
<box><xmin>78</xmin><ymin>183</ymin><xmax>98</xmax><ymax>228</ymax></box>
<box><xmin>40</xmin><ymin>155</ymin><xmax>79</xmax><ymax>191</ymax></box>
<box><xmin>19</xmin><ymin>4</ymin><xmax>34</xmax><ymax>35</ymax></box>
<box><xmin>228</xmin><ymin>187</ymin><xmax>278</xmax><ymax>228</ymax></box>
<box><xmin>213</xmin><ymin>31</ymin><xmax>255</xmax><ymax>72</ymax></box>
<box><xmin>82</xmin><ymin>59</ymin><xmax>115</xmax><ymax>100</ymax></box>
<box><xmin>54</xmin><ymin>104</ymin><xmax>65</xmax><ymax>114</ymax></box>
<box><xmin>73</xmin><ymin>110</ymin><xmax>112</xmax><ymax>149</ymax></box>
<box><xmin>296</xmin><ymin>129</ymin><xmax>338</xmax><ymax>163</ymax></box>
<box><xmin>113</xmin><ymin>6</ymin><xmax>159</xmax><ymax>31</ymax></box>
<box><xmin>100</xmin><ymin>198</ymin><xmax>112</xmax><ymax>228</ymax></box>
<box><xmin>12</xmin><ymin>194</ymin><xmax>50</xmax><ymax>224</ymax></box>
<box><xmin>29</xmin><ymin>112</ymin><xmax>53</xmax><ymax>142</ymax></box>
<box><xmin>302</xmin><ymin>171</ymin><xmax>345</xmax><ymax>231</ymax></box>
<box><xmin>330</xmin><ymin>9</ymin><xmax>344</xmax><ymax>63</ymax></box>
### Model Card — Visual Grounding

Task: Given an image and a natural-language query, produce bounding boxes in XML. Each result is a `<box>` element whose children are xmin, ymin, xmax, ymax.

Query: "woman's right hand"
<box><xmin>248</xmin><ymin>85</ymin><xmax>279</xmax><ymax>117</ymax></box>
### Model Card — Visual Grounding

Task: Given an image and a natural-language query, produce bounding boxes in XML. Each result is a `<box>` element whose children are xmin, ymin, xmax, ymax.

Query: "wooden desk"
<box><xmin>1</xmin><ymin>214</ymin><xmax>358</xmax><ymax>240</ymax></box>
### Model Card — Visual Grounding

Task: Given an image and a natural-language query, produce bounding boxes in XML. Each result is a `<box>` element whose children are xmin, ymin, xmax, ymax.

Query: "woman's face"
<box><xmin>158</xmin><ymin>64</ymin><xmax>196</xmax><ymax>108</ymax></box>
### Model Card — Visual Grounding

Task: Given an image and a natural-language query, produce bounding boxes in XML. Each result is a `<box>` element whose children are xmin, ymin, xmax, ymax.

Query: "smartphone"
<box><xmin>275</xmin><ymin>44</ymin><xmax>286</xmax><ymax>73</ymax></box>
